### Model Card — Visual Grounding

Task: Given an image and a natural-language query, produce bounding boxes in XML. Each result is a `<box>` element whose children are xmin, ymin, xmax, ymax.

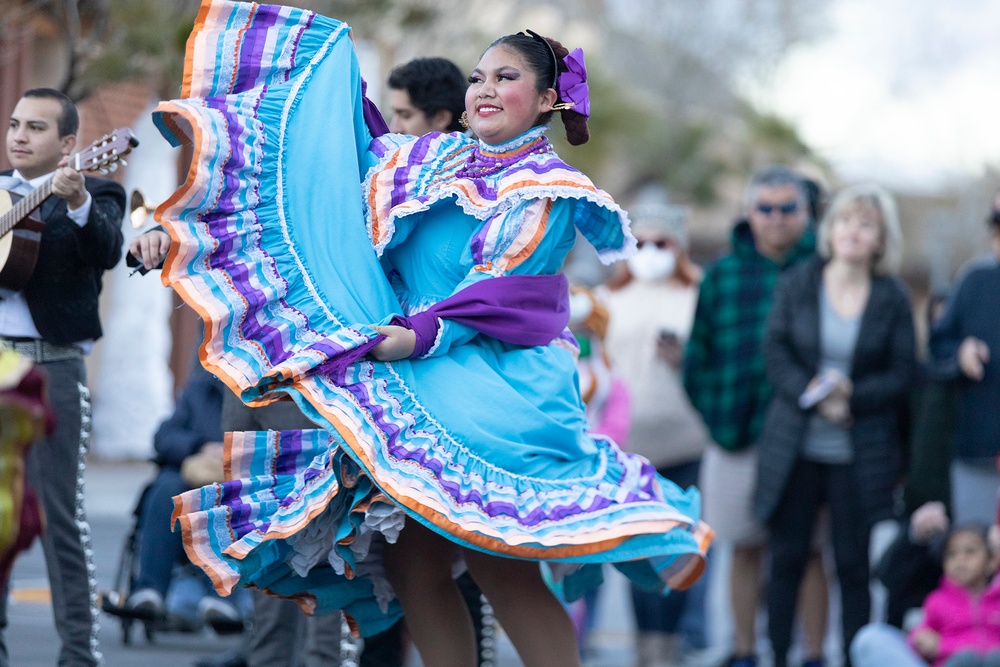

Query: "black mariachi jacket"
<box><xmin>2</xmin><ymin>170</ymin><xmax>126</xmax><ymax>345</ymax></box>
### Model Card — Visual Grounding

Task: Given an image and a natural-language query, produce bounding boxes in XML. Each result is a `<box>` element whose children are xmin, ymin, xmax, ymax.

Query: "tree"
<box><xmin>77</xmin><ymin>0</ymin><xmax>200</xmax><ymax>99</ymax></box>
<box><xmin>1</xmin><ymin>0</ymin><xmax>110</xmax><ymax>101</ymax></box>
<box><xmin>73</xmin><ymin>0</ymin><xmax>832</xmax><ymax>204</ymax></box>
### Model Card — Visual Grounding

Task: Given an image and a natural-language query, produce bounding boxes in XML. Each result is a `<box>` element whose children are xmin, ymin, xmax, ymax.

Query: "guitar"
<box><xmin>0</xmin><ymin>127</ymin><xmax>139</xmax><ymax>292</ymax></box>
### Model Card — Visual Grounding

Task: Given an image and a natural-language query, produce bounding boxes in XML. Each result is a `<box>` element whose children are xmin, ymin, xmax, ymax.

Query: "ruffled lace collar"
<box><xmin>476</xmin><ymin>125</ymin><xmax>548</xmax><ymax>154</ymax></box>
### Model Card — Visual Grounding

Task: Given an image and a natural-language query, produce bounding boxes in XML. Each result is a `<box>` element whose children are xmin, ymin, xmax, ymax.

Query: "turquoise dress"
<box><xmin>154</xmin><ymin>0</ymin><xmax>711</xmax><ymax>636</ymax></box>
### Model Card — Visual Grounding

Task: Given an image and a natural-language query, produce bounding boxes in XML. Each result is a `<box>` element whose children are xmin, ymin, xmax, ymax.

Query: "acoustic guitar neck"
<box><xmin>0</xmin><ymin>128</ymin><xmax>137</xmax><ymax>293</ymax></box>
<box><xmin>0</xmin><ymin>127</ymin><xmax>138</xmax><ymax>238</ymax></box>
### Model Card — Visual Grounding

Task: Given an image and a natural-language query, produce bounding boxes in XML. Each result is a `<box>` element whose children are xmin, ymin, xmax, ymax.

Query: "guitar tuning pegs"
<box><xmin>100</xmin><ymin>168</ymin><xmax>109</xmax><ymax>175</ymax></box>
<box><xmin>109</xmin><ymin>163</ymin><xmax>119</xmax><ymax>172</ymax></box>
<box><xmin>119</xmin><ymin>159</ymin><xmax>128</xmax><ymax>167</ymax></box>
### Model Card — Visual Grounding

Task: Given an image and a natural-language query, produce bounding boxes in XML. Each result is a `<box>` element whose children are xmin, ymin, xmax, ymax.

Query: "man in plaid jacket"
<box><xmin>683</xmin><ymin>165</ymin><xmax>819</xmax><ymax>667</ymax></box>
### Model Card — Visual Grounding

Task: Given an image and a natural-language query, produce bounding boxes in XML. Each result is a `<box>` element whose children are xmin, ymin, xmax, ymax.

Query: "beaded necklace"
<box><xmin>455</xmin><ymin>135</ymin><xmax>552</xmax><ymax>179</ymax></box>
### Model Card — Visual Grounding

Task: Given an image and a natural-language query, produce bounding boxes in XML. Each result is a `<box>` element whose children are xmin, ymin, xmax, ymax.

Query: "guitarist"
<box><xmin>0</xmin><ymin>88</ymin><xmax>125</xmax><ymax>667</ymax></box>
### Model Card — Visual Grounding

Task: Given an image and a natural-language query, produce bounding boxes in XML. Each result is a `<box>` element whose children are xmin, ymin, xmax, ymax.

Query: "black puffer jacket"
<box><xmin>753</xmin><ymin>257</ymin><xmax>916</xmax><ymax>527</ymax></box>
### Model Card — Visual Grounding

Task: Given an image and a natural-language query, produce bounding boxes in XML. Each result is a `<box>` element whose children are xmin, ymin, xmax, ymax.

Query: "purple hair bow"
<box><xmin>557</xmin><ymin>48</ymin><xmax>590</xmax><ymax>118</ymax></box>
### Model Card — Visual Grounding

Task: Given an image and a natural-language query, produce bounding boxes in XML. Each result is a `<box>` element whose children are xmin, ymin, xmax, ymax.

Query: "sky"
<box><xmin>748</xmin><ymin>0</ymin><xmax>1000</xmax><ymax>191</ymax></box>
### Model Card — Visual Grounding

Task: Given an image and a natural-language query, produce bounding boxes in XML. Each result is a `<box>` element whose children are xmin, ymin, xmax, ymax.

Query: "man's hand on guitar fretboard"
<box><xmin>51</xmin><ymin>158</ymin><xmax>88</xmax><ymax>210</ymax></box>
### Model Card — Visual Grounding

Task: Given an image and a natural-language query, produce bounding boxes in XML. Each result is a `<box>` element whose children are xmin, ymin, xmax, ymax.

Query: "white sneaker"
<box><xmin>197</xmin><ymin>597</ymin><xmax>243</xmax><ymax>635</ymax></box>
<box><xmin>125</xmin><ymin>588</ymin><xmax>165</xmax><ymax>619</ymax></box>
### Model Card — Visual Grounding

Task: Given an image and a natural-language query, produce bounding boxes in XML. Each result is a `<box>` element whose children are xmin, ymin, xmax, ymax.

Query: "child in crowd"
<box><xmin>851</xmin><ymin>524</ymin><xmax>1000</xmax><ymax>667</ymax></box>
<box><xmin>911</xmin><ymin>525</ymin><xmax>1000</xmax><ymax>667</ymax></box>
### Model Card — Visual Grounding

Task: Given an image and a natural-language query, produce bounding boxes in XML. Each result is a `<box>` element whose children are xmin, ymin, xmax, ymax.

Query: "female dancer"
<box><xmin>152</xmin><ymin>3</ymin><xmax>711</xmax><ymax>665</ymax></box>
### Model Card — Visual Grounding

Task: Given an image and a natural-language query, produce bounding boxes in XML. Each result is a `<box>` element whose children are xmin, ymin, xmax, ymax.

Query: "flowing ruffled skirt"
<box><xmin>154</xmin><ymin>0</ymin><xmax>712</xmax><ymax>635</ymax></box>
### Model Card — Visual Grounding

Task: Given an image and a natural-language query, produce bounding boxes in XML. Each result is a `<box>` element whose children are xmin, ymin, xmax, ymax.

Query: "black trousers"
<box><xmin>767</xmin><ymin>458</ymin><xmax>871</xmax><ymax>667</ymax></box>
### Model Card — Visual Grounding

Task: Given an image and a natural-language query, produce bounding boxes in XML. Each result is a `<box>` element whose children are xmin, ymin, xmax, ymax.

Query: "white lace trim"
<box><xmin>362</xmin><ymin>127</ymin><xmax>637</xmax><ymax>264</ymax></box>
<box><xmin>286</xmin><ymin>498</ymin><xmax>405</xmax><ymax>615</ymax></box>
<box><xmin>418</xmin><ymin>317</ymin><xmax>446</xmax><ymax>359</ymax></box>
<box><xmin>381</xmin><ymin>180</ymin><xmax>637</xmax><ymax>265</ymax></box>
<box><xmin>361</xmin><ymin>133</ymin><xmax>414</xmax><ymax>257</ymax></box>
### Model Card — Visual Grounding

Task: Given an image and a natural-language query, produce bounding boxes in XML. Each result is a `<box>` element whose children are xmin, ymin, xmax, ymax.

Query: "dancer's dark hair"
<box><xmin>487</xmin><ymin>33</ymin><xmax>590</xmax><ymax>146</ymax></box>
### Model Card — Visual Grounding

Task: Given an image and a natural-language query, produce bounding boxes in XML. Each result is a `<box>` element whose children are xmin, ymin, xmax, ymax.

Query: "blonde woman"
<box><xmin>754</xmin><ymin>184</ymin><xmax>916</xmax><ymax>667</ymax></box>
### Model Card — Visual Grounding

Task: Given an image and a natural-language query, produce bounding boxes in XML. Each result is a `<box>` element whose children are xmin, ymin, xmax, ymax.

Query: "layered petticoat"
<box><xmin>154</xmin><ymin>0</ymin><xmax>712</xmax><ymax>636</ymax></box>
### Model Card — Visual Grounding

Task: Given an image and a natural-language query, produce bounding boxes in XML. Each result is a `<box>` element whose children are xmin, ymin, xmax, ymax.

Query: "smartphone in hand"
<box><xmin>799</xmin><ymin>371</ymin><xmax>839</xmax><ymax>409</ymax></box>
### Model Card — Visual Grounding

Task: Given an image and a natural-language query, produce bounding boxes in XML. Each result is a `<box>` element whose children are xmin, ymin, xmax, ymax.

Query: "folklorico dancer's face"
<box><xmin>466</xmin><ymin>45</ymin><xmax>557</xmax><ymax>146</ymax></box>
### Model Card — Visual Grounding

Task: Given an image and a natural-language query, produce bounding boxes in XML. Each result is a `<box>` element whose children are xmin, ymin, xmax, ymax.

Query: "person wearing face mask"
<box><xmin>604</xmin><ymin>204</ymin><xmax>712</xmax><ymax>667</ymax></box>
<box><xmin>152</xmin><ymin>5</ymin><xmax>711</xmax><ymax>667</ymax></box>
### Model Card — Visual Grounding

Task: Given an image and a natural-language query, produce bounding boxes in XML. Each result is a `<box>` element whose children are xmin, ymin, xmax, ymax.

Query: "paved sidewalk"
<box><xmin>6</xmin><ymin>460</ymin><xmax>249</xmax><ymax>667</ymax></box>
<box><xmin>7</xmin><ymin>459</ymin><xmax>660</xmax><ymax>666</ymax></box>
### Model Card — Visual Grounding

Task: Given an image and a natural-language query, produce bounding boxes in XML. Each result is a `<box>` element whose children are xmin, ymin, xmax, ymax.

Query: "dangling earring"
<box><xmin>459</xmin><ymin>111</ymin><xmax>470</xmax><ymax>129</ymax></box>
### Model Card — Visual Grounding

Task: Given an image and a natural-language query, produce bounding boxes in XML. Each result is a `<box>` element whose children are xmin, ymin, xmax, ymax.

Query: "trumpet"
<box><xmin>129</xmin><ymin>189</ymin><xmax>157</xmax><ymax>229</ymax></box>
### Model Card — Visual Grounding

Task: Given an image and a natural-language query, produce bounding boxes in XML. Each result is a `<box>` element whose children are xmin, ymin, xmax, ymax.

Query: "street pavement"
<box><xmin>9</xmin><ymin>459</ymin><xmax>705</xmax><ymax>667</ymax></box>
<box><xmin>5</xmin><ymin>450</ymin><xmax>878</xmax><ymax>667</ymax></box>
<box><xmin>6</xmin><ymin>461</ymin><xmax>244</xmax><ymax>667</ymax></box>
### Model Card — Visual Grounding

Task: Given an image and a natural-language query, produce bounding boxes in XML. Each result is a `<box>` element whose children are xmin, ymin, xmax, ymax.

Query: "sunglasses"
<box><xmin>755</xmin><ymin>201</ymin><xmax>800</xmax><ymax>216</ymax></box>
<box><xmin>636</xmin><ymin>238</ymin><xmax>673</xmax><ymax>250</ymax></box>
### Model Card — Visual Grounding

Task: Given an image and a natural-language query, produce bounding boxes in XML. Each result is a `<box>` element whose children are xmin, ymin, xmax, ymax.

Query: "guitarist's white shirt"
<box><xmin>0</xmin><ymin>169</ymin><xmax>94</xmax><ymax>350</ymax></box>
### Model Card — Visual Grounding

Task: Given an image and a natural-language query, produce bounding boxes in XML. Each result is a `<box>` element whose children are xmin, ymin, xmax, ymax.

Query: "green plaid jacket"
<box><xmin>683</xmin><ymin>220</ymin><xmax>815</xmax><ymax>452</ymax></box>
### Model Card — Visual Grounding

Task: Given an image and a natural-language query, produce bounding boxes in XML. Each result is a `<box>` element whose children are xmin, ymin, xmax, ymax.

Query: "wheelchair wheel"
<box><xmin>99</xmin><ymin>484</ymin><xmax>150</xmax><ymax>645</ymax></box>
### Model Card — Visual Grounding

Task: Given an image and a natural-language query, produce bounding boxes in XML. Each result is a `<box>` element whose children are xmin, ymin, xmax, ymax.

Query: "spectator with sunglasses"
<box><xmin>684</xmin><ymin>165</ymin><xmax>826</xmax><ymax>667</ymax></box>
<box><xmin>930</xmin><ymin>195</ymin><xmax>1000</xmax><ymax>529</ymax></box>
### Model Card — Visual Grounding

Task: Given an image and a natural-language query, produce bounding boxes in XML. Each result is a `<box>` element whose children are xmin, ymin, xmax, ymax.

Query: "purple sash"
<box><xmin>390</xmin><ymin>274</ymin><xmax>570</xmax><ymax>358</ymax></box>
<box><xmin>361</xmin><ymin>78</ymin><xmax>389</xmax><ymax>137</ymax></box>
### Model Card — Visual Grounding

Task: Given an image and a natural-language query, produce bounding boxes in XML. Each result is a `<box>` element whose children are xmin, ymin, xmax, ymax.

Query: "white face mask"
<box><xmin>627</xmin><ymin>245</ymin><xmax>677</xmax><ymax>282</ymax></box>
<box><xmin>568</xmin><ymin>292</ymin><xmax>594</xmax><ymax>326</ymax></box>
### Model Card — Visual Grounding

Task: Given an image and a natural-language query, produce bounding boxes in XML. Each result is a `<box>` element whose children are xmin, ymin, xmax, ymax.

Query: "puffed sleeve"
<box><xmin>416</xmin><ymin>197</ymin><xmax>578</xmax><ymax>358</ymax></box>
